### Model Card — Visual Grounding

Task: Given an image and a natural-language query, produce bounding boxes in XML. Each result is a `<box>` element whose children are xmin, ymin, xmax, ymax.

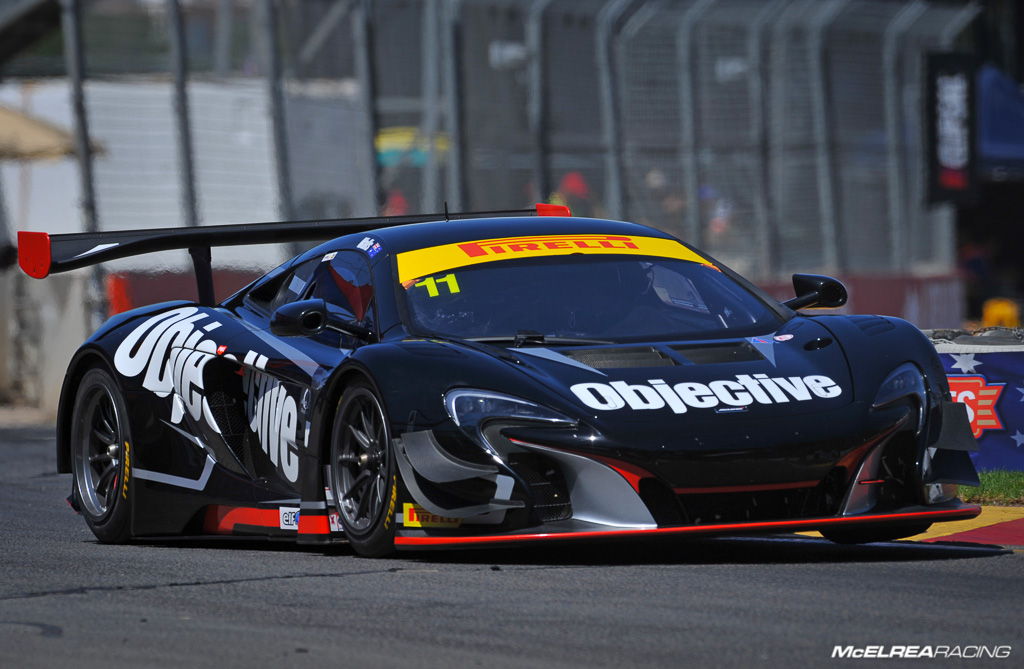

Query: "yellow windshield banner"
<box><xmin>397</xmin><ymin>233</ymin><xmax>710</xmax><ymax>284</ymax></box>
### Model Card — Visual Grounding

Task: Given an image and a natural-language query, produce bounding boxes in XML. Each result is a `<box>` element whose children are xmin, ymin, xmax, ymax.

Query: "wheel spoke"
<box><xmin>99</xmin><ymin>398</ymin><xmax>116</xmax><ymax>434</ymax></box>
<box><xmin>96</xmin><ymin>463</ymin><xmax>117</xmax><ymax>494</ymax></box>
<box><xmin>359</xmin><ymin>409</ymin><xmax>375</xmax><ymax>443</ymax></box>
<box><xmin>342</xmin><ymin>470</ymin><xmax>372</xmax><ymax>501</ymax></box>
<box><xmin>355</xmin><ymin>480</ymin><xmax>373</xmax><ymax>519</ymax></box>
<box><xmin>92</xmin><ymin>426</ymin><xmax>115</xmax><ymax>445</ymax></box>
<box><xmin>348</xmin><ymin>424</ymin><xmax>371</xmax><ymax>449</ymax></box>
<box><xmin>104</xmin><ymin>475</ymin><xmax>118</xmax><ymax>505</ymax></box>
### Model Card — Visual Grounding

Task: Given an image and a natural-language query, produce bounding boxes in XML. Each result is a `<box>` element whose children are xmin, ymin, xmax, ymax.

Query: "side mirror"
<box><xmin>783</xmin><ymin>274</ymin><xmax>848</xmax><ymax>311</ymax></box>
<box><xmin>270</xmin><ymin>299</ymin><xmax>372</xmax><ymax>340</ymax></box>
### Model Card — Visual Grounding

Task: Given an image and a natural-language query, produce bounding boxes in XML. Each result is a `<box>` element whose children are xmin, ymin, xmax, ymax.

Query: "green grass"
<box><xmin>958</xmin><ymin>470</ymin><xmax>1024</xmax><ymax>505</ymax></box>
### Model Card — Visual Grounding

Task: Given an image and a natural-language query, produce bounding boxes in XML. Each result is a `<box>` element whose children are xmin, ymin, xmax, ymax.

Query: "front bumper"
<box><xmin>393</xmin><ymin>502</ymin><xmax>980</xmax><ymax>549</ymax></box>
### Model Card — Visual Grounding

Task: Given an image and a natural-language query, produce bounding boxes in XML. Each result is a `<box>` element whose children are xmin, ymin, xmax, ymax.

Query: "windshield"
<box><xmin>400</xmin><ymin>255</ymin><xmax>784</xmax><ymax>342</ymax></box>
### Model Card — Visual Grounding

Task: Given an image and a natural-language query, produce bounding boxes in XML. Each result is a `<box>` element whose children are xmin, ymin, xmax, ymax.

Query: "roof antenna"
<box><xmin>443</xmin><ymin>201</ymin><xmax>450</xmax><ymax>221</ymax></box>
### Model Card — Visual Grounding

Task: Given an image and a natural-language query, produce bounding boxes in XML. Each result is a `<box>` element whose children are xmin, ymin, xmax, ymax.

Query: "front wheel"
<box><xmin>70</xmin><ymin>366</ymin><xmax>133</xmax><ymax>543</ymax></box>
<box><xmin>821</xmin><ymin>522</ymin><xmax>931</xmax><ymax>545</ymax></box>
<box><xmin>329</xmin><ymin>381</ymin><xmax>398</xmax><ymax>557</ymax></box>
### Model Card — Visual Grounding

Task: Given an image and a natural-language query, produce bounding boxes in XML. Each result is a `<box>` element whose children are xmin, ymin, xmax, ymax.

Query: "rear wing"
<box><xmin>18</xmin><ymin>203</ymin><xmax>570</xmax><ymax>305</ymax></box>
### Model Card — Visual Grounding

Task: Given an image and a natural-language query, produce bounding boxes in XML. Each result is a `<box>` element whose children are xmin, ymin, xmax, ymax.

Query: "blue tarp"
<box><xmin>978</xmin><ymin>64</ymin><xmax>1024</xmax><ymax>174</ymax></box>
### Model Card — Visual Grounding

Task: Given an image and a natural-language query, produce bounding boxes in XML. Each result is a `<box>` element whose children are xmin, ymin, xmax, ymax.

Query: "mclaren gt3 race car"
<box><xmin>18</xmin><ymin>204</ymin><xmax>981</xmax><ymax>556</ymax></box>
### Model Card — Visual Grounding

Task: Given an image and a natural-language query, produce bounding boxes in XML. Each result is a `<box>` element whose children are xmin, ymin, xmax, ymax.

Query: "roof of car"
<box><xmin>299</xmin><ymin>215</ymin><xmax>679</xmax><ymax>262</ymax></box>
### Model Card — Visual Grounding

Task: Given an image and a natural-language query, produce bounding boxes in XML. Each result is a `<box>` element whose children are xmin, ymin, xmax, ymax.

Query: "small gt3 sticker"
<box><xmin>279</xmin><ymin>507</ymin><xmax>300</xmax><ymax>530</ymax></box>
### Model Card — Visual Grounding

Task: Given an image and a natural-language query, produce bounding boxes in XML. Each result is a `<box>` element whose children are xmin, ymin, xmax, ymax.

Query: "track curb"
<box><xmin>913</xmin><ymin>505</ymin><xmax>1024</xmax><ymax>549</ymax></box>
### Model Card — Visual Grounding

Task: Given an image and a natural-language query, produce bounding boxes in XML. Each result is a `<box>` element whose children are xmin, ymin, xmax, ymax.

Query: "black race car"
<box><xmin>18</xmin><ymin>205</ymin><xmax>980</xmax><ymax>556</ymax></box>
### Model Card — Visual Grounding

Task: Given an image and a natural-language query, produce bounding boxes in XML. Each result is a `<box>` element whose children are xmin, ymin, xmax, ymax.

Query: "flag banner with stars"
<box><xmin>942</xmin><ymin>351</ymin><xmax>1024</xmax><ymax>471</ymax></box>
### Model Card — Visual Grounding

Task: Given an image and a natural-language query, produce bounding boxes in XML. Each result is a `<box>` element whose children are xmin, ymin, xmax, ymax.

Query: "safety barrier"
<box><xmin>928</xmin><ymin>328</ymin><xmax>1024</xmax><ymax>472</ymax></box>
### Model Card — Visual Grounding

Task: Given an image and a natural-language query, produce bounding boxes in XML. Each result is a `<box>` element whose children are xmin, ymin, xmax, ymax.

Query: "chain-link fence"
<box><xmin>32</xmin><ymin>0</ymin><xmax>978</xmax><ymax>277</ymax></box>
<box><xmin>0</xmin><ymin>0</ymin><xmax>982</xmax><ymax>409</ymax></box>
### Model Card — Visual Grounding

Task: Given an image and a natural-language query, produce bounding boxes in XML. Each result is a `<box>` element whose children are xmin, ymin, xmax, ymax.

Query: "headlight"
<box><xmin>444</xmin><ymin>388</ymin><xmax>576</xmax><ymax>429</ymax></box>
<box><xmin>872</xmin><ymin>363</ymin><xmax>927</xmax><ymax>433</ymax></box>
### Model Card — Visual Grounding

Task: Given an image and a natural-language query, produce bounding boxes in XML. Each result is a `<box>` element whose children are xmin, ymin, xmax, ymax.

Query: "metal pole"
<box><xmin>168</xmin><ymin>0</ymin><xmax>200</xmax><ymax>229</ymax></box>
<box><xmin>676</xmin><ymin>0</ymin><xmax>715</xmax><ymax>245</ymax></box>
<box><xmin>442</xmin><ymin>0</ymin><xmax>465</xmax><ymax>209</ymax></box>
<box><xmin>527</xmin><ymin>0</ymin><xmax>553</xmax><ymax>204</ymax></box>
<box><xmin>298</xmin><ymin>0</ymin><xmax>356</xmax><ymax>69</ymax></box>
<box><xmin>618</xmin><ymin>0</ymin><xmax>667</xmax><ymax>225</ymax></box>
<box><xmin>936</xmin><ymin>3</ymin><xmax>981</xmax><ymax>272</ymax></box>
<box><xmin>768</xmin><ymin>2</ymin><xmax>797</xmax><ymax>272</ymax></box>
<box><xmin>213</xmin><ymin>0</ymin><xmax>233</xmax><ymax>77</ymax></box>
<box><xmin>260</xmin><ymin>0</ymin><xmax>295</xmax><ymax>223</ymax></box>
<box><xmin>883</xmin><ymin>1</ymin><xmax>926</xmax><ymax>270</ymax></box>
<box><xmin>748</xmin><ymin>0</ymin><xmax>788</xmax><ymax>279</ymax></box>
<box><xmin>420</xmin><ymin>0</ymin><xmax>441</xmax><ymax>212</ymax></box>
<box><xmin>596</xmin><ymin>0</ymin><xmax>633</xmax><ymax>220</ymax></box>
<box><xmin>353</xmin><ymin>0</ymin><xmax>381</xmax><ymax>213</ymax></box>
<box><xmin>807</xmin><ymin>0</ymin><xmax>848</xmax><ymax>273</ymax></box>
<box><xmin>940</xmin><ymin>2</ymin><xmax>980</xmax><ymax>48</ymax></box>
<box><xmin>60</xmin><ymin>0</ymin><xmax>105</xmax><ymax>326</ymax></box>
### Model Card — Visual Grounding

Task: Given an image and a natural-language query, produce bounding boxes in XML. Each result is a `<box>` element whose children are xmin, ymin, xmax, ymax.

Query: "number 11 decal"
<box><xmin>414</xmin><ymin>273</ymin><xmax>461</xmax><ymax>297</ymax></box>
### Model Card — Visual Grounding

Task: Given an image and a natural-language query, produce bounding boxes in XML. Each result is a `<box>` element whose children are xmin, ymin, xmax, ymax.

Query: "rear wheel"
<box><xmin>70</xmin><ymin>367</ymin><xmax>133</xmax><ymax>543</ymax></box>
<box><xmin>329</xmin><ymin>381</ymin><xmax>398</xmax><ymax>557</ymax></box>
<box><xmin>821</xmin><ymin>522</ymin><xmax>931</xmax><ymax>545</ymax></box>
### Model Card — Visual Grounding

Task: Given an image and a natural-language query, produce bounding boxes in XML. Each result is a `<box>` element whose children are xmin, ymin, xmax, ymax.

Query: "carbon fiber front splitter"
<box><xmin>393</xmin><ymin>502</ymin><xmax>981</xmax><ymax>550</ymax></box>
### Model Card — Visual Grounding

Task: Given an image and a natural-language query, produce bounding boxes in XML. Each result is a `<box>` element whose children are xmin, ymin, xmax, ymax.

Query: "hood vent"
<box><xmin>850</xmin><ymin>315</ymin><xmax>895</xmax><ymax>336</ymax></box>
<box><xmin>671</xmin><ymin>342</ymin><xmax>764</xmax><ymax>364</ymax></box>
<box><xmin>565</xmin><ymin>347</ymin><xmax>676</xmax><ymax>369</ymax></box>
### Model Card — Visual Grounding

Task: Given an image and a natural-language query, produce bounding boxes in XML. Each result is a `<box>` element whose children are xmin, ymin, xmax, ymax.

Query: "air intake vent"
<box><xmin>565</xmin><ymin>347</ymin><xmax>676</xmax><ymax>369</ymax></box>
<box><xmin>506</xmin><ymin>452</ymin><xmax>572</xmax><ymax>523</ymax></box>
<box><xmin>850</xmin><ymin>315</ymin><xmax>895</xmax><ymax>336</ymax></box>
<box><xmin>671</xmin><ymin>342</ymin><xmax>764</xmax><ymax>364</ymax></box>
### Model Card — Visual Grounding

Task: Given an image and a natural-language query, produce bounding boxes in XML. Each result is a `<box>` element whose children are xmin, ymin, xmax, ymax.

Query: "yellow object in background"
<box><xmin>981</xmin><ymin>297</ymin><xmax>1020</xmax><ymax>328</ymax></box>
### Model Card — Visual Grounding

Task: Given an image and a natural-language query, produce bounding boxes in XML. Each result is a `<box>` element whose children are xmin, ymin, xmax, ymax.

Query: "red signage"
<box><xmin>948</xmin><ymin>375</ymin><xmax>1005</xmax><ymax>438</ymax></box>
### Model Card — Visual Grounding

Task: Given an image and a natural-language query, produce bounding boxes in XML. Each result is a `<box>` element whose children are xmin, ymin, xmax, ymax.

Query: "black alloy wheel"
<box><xmin>70</xmin><ymin>366</ymin><xmax>133</xmax><ymax>543</ymax></box>
<box><xmin>330</xmin><ymin>381</ymin><xmax>398</xmax><ymax>557</ymax></box>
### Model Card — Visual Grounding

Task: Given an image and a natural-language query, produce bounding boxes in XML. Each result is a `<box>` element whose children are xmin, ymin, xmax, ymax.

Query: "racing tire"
<box><xmin>329</xmin><ymin>380</ymin><xmax>399</xmax><ymax>558</ymax></box>
<box><xmin>820</xmin><ymin>522</ymin><xmax>932</xmax><ymax>545</ymax></box>
<box><xmin>70</xmin><ymin>366</ymin><xmax>133</xmax><ymax>543</ymax></box>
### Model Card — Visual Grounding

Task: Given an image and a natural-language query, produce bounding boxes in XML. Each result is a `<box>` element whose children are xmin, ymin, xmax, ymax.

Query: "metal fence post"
<box><xmin>807</xmin><ymin>0</ymin><xmax>847</xmax><ymax>273</ymax></box>
<box><xmin>260</xmin><ymin>0</ymin><xmax>295</xmax><ymax>223</ymax></box>
<box><xmin>940</xmin><ymin>2</ymin><xmax>981</xmax><ymax>48</ymax></box>
<box><xmin>676</xmin><ymin>0</ymin><xmax>714</xmax><ymax>246</ymax></box>
<box><xmin>596</xmin><ymin>0</ymin><xmax>634</xmax><ymax>220</ymax></box>
<box><xmin>748</xmin><ymin>0</ymin><xmax>788</xmax><ymax>279</ymax></box>
<box><xmin>441</xmin><ymin>0</ymin><xmax>465</xmax><ymax>210</ymax></box>
<box><xmin>420</xmin><ymin>0</ymin><xmax>442</xmax><ymax>212</ymax></box>
<box><xmin>353</xmin><ymin>0</ymin><xmax>381</xmax><ymax>212</ymax></box>
<box><xmin>59</xmin><ymin>0</ymin><xmax>105</xmax><ymax>327</ymax></box>
<box><xmin>935</xmin><ymin>3</ymin><xmax>982</xmax><ymax>271</ymax></box>
<box><xmin>616</xmin><ymin>0</ymin><xmax>666</xmax><ymax>224</ymax></box>
<box><xmin>884</xmin><ymin>1</ymin><xmax>926</xmax><ymax>270</ymax></box>
<box><xmin>167</xmin><ymin>0</ymin><xmax>200</xmax><ymax>230</ymax></box>
<box><xmin>213</xmin><ymin>0</ymin><xmax>233</xmax><ymax>77</ymax></box>
<box><xmin>527</xmin><ymin>0</ymin><xmax>553</xmax><ymax>205</ymax></box>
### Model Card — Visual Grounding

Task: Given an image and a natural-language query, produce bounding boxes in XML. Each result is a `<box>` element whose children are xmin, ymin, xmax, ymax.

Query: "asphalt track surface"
<box><xmin>2</xmin><ymin>426</ymin><xmax>1021</xmax><ymax>668</ymax></box>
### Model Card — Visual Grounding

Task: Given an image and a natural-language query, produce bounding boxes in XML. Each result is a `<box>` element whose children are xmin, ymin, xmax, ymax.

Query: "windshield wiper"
<box><xmin>468</xmin><ymin>330</ymin><xmax>614</xmax><ymax>347</ymax></box>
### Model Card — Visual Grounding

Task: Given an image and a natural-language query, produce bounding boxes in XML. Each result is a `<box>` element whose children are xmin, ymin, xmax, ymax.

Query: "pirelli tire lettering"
<box><xmin>571</xmin><ymin>374</ymin><xmax>842</xmax><ymax>413</ymax></box>
<box><xmin>121</xmin><ymin>440</ymin><xmax>131</xmax><ymax>499</ymax></box>
<box><xmin>383</xmin><ymin>474</ymin><xmax>397</xmax><ymax>529</ymax></box>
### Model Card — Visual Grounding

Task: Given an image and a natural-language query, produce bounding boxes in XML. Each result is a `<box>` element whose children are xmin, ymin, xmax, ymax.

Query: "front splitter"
<box><xmin>394</xmin><ymin>503</ymin><xmax>981</xmax><ymax>549</ymax></box>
